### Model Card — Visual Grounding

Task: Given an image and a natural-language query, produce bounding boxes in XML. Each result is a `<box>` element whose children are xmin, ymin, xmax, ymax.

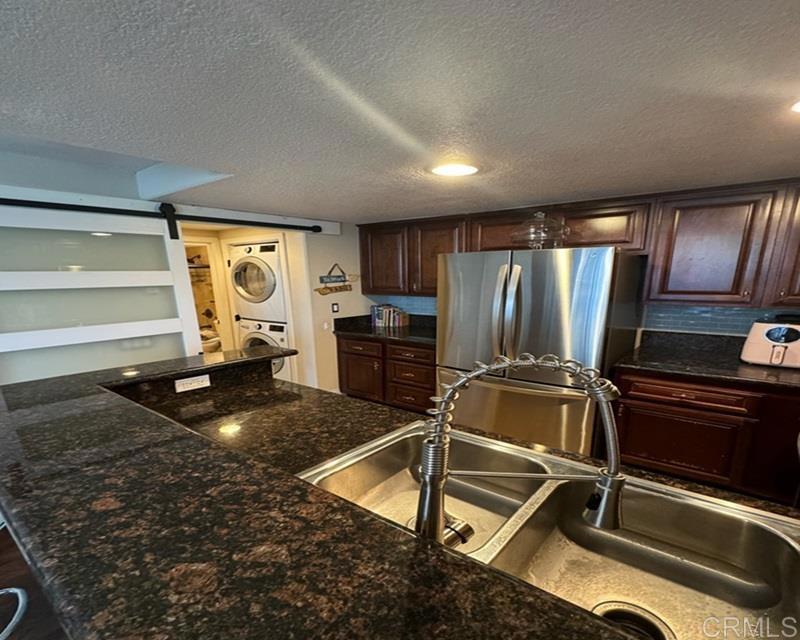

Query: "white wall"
<box><xmin>0</xmin><ymin>151</ymin><xmax>141</xmax><ymax>198</ymax></box>
<box><xmin>209</xmin><ymin>223</ymin><xmax>372</xmax><ymax>391</ymax></box>
<box><xmin>305</xmin><ymin>223</ymin><xmax>373</xmax><ymax>392</ymax></box>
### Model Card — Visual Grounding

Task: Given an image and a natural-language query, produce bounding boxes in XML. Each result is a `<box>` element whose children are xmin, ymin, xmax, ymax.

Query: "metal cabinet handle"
<box><xmin>673</xmin><ymin>392</ymin><xmax>696</xmax><ymax>400</ymax></box>
<box><xmin>401</xmin><ymin>372</ymin><xmax>415</xmax><ymax>378</ymax></box>
<box><xmin>373</xmin><ymin>361</ymin><xmax>380</xmax><ymax>371</ymax></box>
<box><xmin>742</xmin><ymin>290</ymin><xmax>750</xmax><ymax>297</ymax></box>
<box><xmin>351</xmin><ymin>345</ymin><xmax>364</xmax><ymax>351</ymax></box>
<box><xmin>401</xmin><ymin>352</ymin><xmax>416</xmax><ymax>358</ymax></box>
<box><xmin>780</xmin><ymin>290</ymin><xmax>787</xmax><ymax>297</ymax></box>
<box><xmin>401</xmin><ymin>395</ymin><xmax>416</xmax><ymax>402</ymax></box>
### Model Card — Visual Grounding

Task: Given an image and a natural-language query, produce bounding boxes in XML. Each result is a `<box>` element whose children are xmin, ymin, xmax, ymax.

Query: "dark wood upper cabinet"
<box><xmin>648</xmin><ymin>190</ymin><xmax>780</xmax><ymax>305</ymax></box>
<box><xmin>559</xmin><ymin>203</ymin><xmax>650</xmax><ymax>253</ymax></box>
<box><xmin>358</xmin><ymin>178</ymin><xmax>800</xmax><ymax>305</ymax></box>
<box><xmin>466</xmin><ymin>210</ymin><xmax>532</xmax><ymax>251</ymax></box>
<box><xmin>408</xmin><ymin>218</ymin><xmax>465</xmax><ymax>295</ymax></box>
<box><xmin>765</xmin><ymin>185</ymin><xmax>800</xmax><ymax>306</ymax></box>
<box><xmin>360</xmin><ymin>224</ymin><xmax>408</xmax><ymax>295</ymax></box>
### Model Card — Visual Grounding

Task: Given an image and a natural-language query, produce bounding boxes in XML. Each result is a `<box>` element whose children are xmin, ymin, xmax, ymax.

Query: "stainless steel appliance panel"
<box><xmin>437</xmin><ymin>251</ymin><xmax>511</xmax><ymax>372</ymax></box>
<box><xmin>506</xmin><ymin>247</ymin><xmax>615</xmax><ymax>387</ymax></box>
<box><xmin>437</xmin><ymin>367</ymin><xmax>595</xmax><ymax>454</ymax></box>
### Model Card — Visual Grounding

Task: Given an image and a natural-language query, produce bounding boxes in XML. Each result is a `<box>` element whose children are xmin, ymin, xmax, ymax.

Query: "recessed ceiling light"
<box><xmin>430</xmin><ymin>163</ymin><xmax>479</xmax><ymax>177</ymax></box>
<box><xmin>792</xmin><ymin>101</ymin><xmax>800</xmax><ymax>113</ymax></box>
<box><xmin>90</xmin><ymin>232</ymin><xmax>113</xmax><ymax>237</ymax></box>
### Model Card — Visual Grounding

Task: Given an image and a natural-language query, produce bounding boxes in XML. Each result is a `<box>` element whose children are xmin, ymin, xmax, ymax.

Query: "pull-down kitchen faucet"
<box><xmin>415</xmin><ymin>353</ymin><xmax>626</xmax><ymax>544</ymax></box>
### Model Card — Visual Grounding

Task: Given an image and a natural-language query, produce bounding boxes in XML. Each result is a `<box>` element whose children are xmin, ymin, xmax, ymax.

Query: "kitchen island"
<box><xmin>0</xmin><ymin>347</ymin><xmax>796</xmax><ymax>639</ymax></box>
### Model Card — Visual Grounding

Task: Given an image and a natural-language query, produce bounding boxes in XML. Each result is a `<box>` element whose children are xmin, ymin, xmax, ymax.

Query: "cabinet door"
<box><xmin>738</xmin><ymin>391</ymin><xmax>800</xmax><ymax>504</ymax></box>
<box><xmin>765</xmin><ymin>186</ymin><xmax>800</xmax><ymax>306</ymax></box>
<box><xmin>359</xmin><ymin>225</ymin><xmax>408</xmax><ymax>294</ymax></box>
<box><xmin>466</xmin><ymin>210</ymin><xmax>534</xmax><ymax>251</ymax></box>
<box><xmin>338</xmin><ymin>352</ymin><xmax>383</xmax><ymax>401</ymax></box>
<box><xmin>617</xmin><ymin>399</ymin><xmax>749</xmax><ymax>485</ymax></box>
<box><xmin>408</xmin><ymin>218</ymin><xmax>465</xmax><ymax>295</ymax></box>
<box><xmin>648</xmin><ymin>191</ymin><xmax>778</xmax><ymax>304</ymax></box>
<box><xmin>560</xmin><ymin>203</ymin><xmax>650</xmax><ymax>252</ymax></box>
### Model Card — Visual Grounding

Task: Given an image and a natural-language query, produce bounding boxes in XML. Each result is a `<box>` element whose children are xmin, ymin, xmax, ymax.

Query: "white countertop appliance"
<box><xmin>741</xmin><ymin>321</ymin><xmax>800</xmax><ymax>368</ymax></box>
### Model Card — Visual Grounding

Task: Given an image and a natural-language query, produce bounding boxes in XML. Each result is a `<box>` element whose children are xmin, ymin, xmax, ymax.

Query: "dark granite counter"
<box><xmin>616</xmin><ymin>331</ymin><xmax>800</xmax><ymax>389</ymax></box>
<box><xmin>333</xmin><ymin>314</ymin><xmax>436</xmax><ymax>346</ymax></box>
<box><xmin>0</xmin><ymin>347</ymin><xmax>632</xmax><ymax>640</ymax></box>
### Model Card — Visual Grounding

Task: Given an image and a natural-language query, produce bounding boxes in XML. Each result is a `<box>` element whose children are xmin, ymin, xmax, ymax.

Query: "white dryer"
<box><xmin>229</xmin><ymin>242</ymin><xmax>287</xmax><ymax>323</ymax></box>
<box><xmin>238</xmin><ymin>319</ymin><xmax>294</xmax><ymax>381</ymax></box>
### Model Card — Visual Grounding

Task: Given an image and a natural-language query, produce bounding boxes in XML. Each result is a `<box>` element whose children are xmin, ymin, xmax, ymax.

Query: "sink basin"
<box><xmin>301</xmin><ymin>422</ymin><xmax>800</xmax><ymax>639</ymax></box>
<box><xmin>299</xmin><ymin>422</ymin><xmax>549</xmax><ymax>552</ymax></box>
<box><xmin>483</xmin><ymin>480</ymin><xmax>800</xmax><ymax>639</ymax></box>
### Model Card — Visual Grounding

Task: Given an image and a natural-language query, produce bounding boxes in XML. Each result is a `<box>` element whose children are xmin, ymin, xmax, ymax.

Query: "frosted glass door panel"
<box><xmin>0</xmin><ymin>287</ymin><xmax>178</xmax><ymax>332</ymax></box>
<box><xmin>0</xmin><ymin>334</ymin><xmax>184</xmax><ymax>384</ymax></box>
<box><xmin>0</xmin><ymin>227</ymin><xmax>169</xmax><ymax>271</ymax></box>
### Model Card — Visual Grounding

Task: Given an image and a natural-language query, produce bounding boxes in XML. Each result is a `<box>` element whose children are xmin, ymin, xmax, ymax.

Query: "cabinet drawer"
<box><xmin>386</xmin><ymin>383</ymin><xmax>433</xmax><ymax>412</ymax></box>
<box><xmin>387</xmin><ymin>361</ymin><xmax>436</xmax><ymax>389</ymax></box>
<box><xmin>621</xmin><ymin>376</ymin><xmax>761</xmax><ymax>417</ymax></box>
<box><xmin>339</xmin><ymin>338</ymin><xmax>383</xmax><ymax>357</ymax></box>
<box><xmin>386</xmin><ymin>344</ymin><xmax>435</xmax><ymax>364</ymax></box>
<box><xmin>617</xmin><ymin>399</ymin><xmax>750</xmax><ymax>484</ymax></box>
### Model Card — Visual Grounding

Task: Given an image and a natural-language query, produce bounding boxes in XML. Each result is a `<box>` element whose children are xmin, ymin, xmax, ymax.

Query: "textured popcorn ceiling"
<box><xmin>2</xmin><ymin>1</ymin><xmax>800</xmax><ymax>223</ymax></box>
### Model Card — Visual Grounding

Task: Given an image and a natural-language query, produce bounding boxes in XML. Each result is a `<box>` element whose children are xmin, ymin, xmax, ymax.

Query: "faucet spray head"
<box><xmin>583</xmin><ymin>469</ymin><xmax>624</xmax><ymax>530</ymax></box>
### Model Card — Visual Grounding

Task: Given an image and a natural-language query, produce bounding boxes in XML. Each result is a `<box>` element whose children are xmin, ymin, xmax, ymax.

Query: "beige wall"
<box><xmin>180</xmin><ymin>221</ymin><xmax>373</xmax><ymax>392</ymax></box>
<box><xmin>305</xmin><ymin>223</ymin><xmax>373</xmax><ymax>391</ymax></box>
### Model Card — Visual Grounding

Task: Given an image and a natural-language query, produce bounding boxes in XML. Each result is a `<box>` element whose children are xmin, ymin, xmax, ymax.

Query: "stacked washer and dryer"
<box><xmin>229</xmin><ymin>242</ymin><xmax>294</xmax><ymax>381</ymax></box>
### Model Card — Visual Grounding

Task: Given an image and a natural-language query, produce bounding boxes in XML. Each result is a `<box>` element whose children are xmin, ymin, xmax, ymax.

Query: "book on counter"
<box><xmin>370</xmin><ymin>304</ymin><xmax>409</xmax><ymax>328</ymax></box>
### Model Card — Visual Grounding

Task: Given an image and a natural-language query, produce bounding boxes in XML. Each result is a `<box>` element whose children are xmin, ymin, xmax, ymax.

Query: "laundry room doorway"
<box><xmin>181</xmin><ymin>235</ymin><xmax>235</xmax><ymax>353</ymax></box>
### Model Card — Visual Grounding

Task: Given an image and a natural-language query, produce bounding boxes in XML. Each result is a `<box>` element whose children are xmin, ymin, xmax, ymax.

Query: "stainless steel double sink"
<box><xmin>299</xmin><ymin>422</ymin><xmax>800</xmax><ymax>640</ymax></box>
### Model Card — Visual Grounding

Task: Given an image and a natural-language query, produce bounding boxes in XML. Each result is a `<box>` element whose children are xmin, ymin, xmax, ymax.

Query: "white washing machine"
<box><xmin>229</xmin><ymin>242</ymin><xmax>287</xmax><ymax>323</ymax></box>
<box><xmin>238</xmin><ymin>319</ymin><xmax>294</xmax><ymax>381</ymax></box>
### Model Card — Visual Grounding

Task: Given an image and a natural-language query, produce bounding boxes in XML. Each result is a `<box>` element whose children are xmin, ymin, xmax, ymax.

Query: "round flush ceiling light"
<box><xmin>430</xmin><ymin>163</ymin><xmax>479</xmax><ymax>177</ymax></box>
<box><xmin>792</xmin><ymin>100</ymin><xmax>800</xmax><ymax>113</ymax></box>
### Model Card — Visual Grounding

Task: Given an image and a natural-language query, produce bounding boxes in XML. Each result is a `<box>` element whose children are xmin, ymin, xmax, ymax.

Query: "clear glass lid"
<box><xmin>511</xmin><ymin>211</ymin><xmax>570</xmax><ymax>249</ymax></box>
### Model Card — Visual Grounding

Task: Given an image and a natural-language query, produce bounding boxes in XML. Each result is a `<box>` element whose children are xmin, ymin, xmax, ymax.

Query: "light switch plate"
<box><xmin>331</xmin><ymin>303</ymin><xmax>339</xmax><ymax>313</ymax></box>
<box><xmin>174</xmin><ymin>374</ymin><xmax>211</xmax><ymax>393</ymax></box>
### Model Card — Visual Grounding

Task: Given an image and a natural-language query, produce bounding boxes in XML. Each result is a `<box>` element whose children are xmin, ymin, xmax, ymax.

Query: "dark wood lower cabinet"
<box><xmin>615</xmin><ymin>371</ymin><xmax>800</xmax><ymax>505</ymax></box>
<box><xmin>337</xmin><ymin>349</ymin><xmax>384</xmax><ymax>402</ymax></box>
<box><xmin>337</xmin><ymin>336</ymin><xmax>435</xmax><ymax>413</ymax></box>
<box><xmin>617</xmin><ymin>399</ymin><xmax>750</xmax><ymax>485</ymax></box>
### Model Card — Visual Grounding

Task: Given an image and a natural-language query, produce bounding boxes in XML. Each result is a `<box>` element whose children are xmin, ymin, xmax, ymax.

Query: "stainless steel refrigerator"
<box><xmin>436</xmin><ymin>247</ymin><xmax>643</xmax><ymax>455</ymax></box>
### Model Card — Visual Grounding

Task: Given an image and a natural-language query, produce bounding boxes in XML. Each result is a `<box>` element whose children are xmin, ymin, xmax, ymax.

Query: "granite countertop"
<box><xmin>616</xmin><ymin>331</ymin><xmax>800</xmax><ymax>389</ymax></box>
<box><xmin>0</xmin><ymin>346</ymin><xmax>633</xmax><ymax>640</ymax></box>
<box><xmin>333</xmin><ymin>314</ymin><xmax>436</xmax><ymax>346</ymax></box>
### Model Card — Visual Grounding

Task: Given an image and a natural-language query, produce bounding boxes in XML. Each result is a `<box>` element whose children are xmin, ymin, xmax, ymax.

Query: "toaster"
<box><xmin>741</xmin><ymin>322</ymin><xmax>800</xmax><ymax>368</ymax></box>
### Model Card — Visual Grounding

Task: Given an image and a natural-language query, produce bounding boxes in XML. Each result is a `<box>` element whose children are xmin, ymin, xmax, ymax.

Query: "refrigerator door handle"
<box><xmin>503</xmin><ymin>264</ymin><xmax>522</xmax><ymax>359</ymax></box>
<box><xmin>490</xmin><ymin>264</ymin><xmax>509</xmax><ymax>357</ymax></box>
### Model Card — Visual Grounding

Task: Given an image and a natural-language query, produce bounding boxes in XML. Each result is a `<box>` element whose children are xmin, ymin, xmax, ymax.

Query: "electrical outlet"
<box><xmin>174</xmin><ymin>374</ymin><xmax>211</xmax><ymax>393</ymax></box>
<box><xmin>331</xmin><ymin>303</ymin><xmax>340</xmax><ymax>313</ymax></box>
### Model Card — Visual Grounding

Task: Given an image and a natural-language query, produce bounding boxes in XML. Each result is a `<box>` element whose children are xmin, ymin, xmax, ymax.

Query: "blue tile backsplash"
<box><xmin>367</xmin><ymin>295</ymin><xmax>437</xmax><ymax>316</ymax></box>
<box><xmin>643</xmin><ymin>304</ymin><xmax>800</xmax><ymax>336</ymax></box>
<box><xmin>366</xmin><ymin>297</ymin><xmax>800</xmax><ymax>337</ymax></box>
